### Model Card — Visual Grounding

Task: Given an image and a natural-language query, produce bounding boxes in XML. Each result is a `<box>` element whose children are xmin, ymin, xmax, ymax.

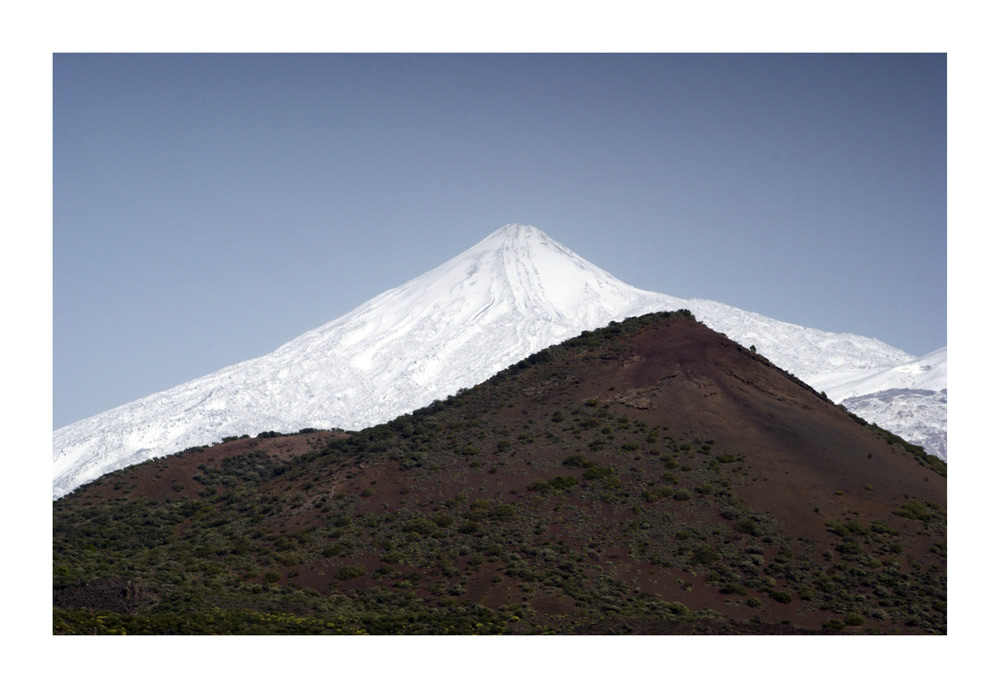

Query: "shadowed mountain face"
<box><xmin>53</xmin><ymin>313</ymin><xmax>946</xmax><ymax>635</ymax></box>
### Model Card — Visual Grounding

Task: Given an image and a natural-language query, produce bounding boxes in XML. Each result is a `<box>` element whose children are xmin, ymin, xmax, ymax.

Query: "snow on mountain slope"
<box><xmin>818</xmin><ymin>347</ymin><xmax>947</xmax><ymax>460</ymax></box>
<box><xmin>53</xmin><ymin>223</ymin><xmax>943</xmax><ymax>498</ymax></box>
<box><xmin>840</xmin><ymin>389</ymin><xmax>947</xmax><ymax>460</ymax></box>
<box><xmin>683</xmin><ymin>298</ymin><xmax>914</xmax><ymax>390</ymax></box>
<box><xmin>824</xmin><ymin>347</ymin><xmax>946</xmax><ymax>403</ymax></box>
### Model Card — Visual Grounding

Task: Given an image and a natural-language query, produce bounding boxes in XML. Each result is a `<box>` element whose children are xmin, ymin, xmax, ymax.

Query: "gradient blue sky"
<box><xmin>53</xmin><ymin>53</ymin><xmax>946</xmax><ymax>428</ymax></box>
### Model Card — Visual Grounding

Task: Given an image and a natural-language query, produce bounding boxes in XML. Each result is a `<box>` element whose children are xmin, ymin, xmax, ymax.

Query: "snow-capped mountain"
<box><xmin>839</xmin><ymin>388</ymin><xmax>946</xmax><ymax>460</ymax></box>
<box><xmin>53</xmin><ymin>223</ymin><xmax>945</xmax><ymax>498</ymax></box>
<box><xmin>821</xmin><ymin>347</ymin><xmax>947</xmax><ymax>459</ymax></box>
<box><xmin>824</xmin><ymin>347</ymin><xmax>946</xmax><ymax>403</ymax></box>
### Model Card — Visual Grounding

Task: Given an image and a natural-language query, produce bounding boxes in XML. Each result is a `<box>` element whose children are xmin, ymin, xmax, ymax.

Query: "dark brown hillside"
<box><xmin>53</xmin><ymin>312</ymin><xmax>945</xmax><ymax>634</ymax></box>
<box><xmin>608</xmin><ymin>319</ymin><xmax>944</xmax><ymax>540</ymax></box>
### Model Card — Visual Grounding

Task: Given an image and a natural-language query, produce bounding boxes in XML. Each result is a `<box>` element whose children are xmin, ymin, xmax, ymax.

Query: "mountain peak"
<box><xmin>53</xmin><ymin>223</ymin><xmax>941</xmax><ymax>498</ymax></box>
<box><xmin>434</xmin><ymin>223</ymin><xmax>677</xmax><ymax>325</ymax></box>
<box><xmin>53</xmin><ymin>224</ymin><xmax>682</xmax><ymax>497</ymax></box>
<box><xmin>493</xmin><ymin>222</ymin><xmax>541</xmax><ymax>237</ymax></box>
<box><xmin>470</xmin><ymin>222</ymin><xmax>555</xmax><ymax>256</ymax></box>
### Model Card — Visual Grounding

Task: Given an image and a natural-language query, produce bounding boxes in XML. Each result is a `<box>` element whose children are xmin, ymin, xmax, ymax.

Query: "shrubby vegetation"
<box><xmin>52</xmin><ymin>311</ymin><xmax>945</xmax><ymax>635</ymax></box>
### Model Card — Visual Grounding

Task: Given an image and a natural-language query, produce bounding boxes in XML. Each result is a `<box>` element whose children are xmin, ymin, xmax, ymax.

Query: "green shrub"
<box><xmin>401</xmin><ymin>518</ymin><xmax>436</xmax><ymax>535</ymax></box>
<box><xmin>529</xmin><ymin>476</ymin><xmax>579</xmax><ymax>494</ymax></box>
<box><xmin>433</xmin><ymin>514</ymin><xmax>454</xmax><ymax>528</ymax></box>
<box><xmin>336</xmin><ymin>564</ymin><xmax>367</xmax><ymax>580</ymax></box>
<box><xmin>642</xmin><ymin>486</ymin><xmax>673</xmax><ymax>503</ymax></box>
<box><xmin>563</xmin><ymin>454</ymin><xmax>594</xmax><ymax>469</ymax></box>
<box><xmin>690</xmin><ymin>546</ymin><xmax>721</xmax><ymax>566</ymax></box>
<box><xmin>870</xmin><ymin>520</ymin><xmax>900</xmax><ymax>536</ymax></box>
<box><xmin>490</xmin><ymin>504</ymin><xmax>517</xmax><ymax>522</ymax></box>
<box><xmin>894</xmin><ymin>499</ymin><xmax>942</xmax><ymax>522</ymax></box>
<box><xmin>550</xmin><ymin>476</ymin><xmax>578</xmax><ymax>490</ymax></box>
<box><xmin>583</xmin><ymin>465</ymin><xmax>614</xmax><ymax>480</ymax></box>
<box><xmin>826</xmin><ymin>520</ymin><xmax>852</xmax><ymax>537</ymax></box>
<box><xmin>770</xmin><ymin>590</ymin><xmax>793</xmax><ymax>604</ymax></box>
<box><xmin>835</xmin><ymin>542</ymin><xmax>862</xmax><ymax>555</ymax></box>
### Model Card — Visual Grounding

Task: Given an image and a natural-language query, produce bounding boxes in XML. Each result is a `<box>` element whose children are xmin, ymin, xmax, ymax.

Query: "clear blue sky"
<box><xmin>53</xmin><ymin>53</ymin><xmax>946</xmax><ymax>428</ymax></box>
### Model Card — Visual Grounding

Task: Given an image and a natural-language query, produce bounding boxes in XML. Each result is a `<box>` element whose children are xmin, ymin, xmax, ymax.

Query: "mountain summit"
<box><xmin>300</xmin><ymin>223</ymin><xmax>686</xmax><ymax>392</ymax></box>
<box><xmin>53</xmin><ymin>224</ymin><xmax>944</xmax><ymax>498</ymax></box>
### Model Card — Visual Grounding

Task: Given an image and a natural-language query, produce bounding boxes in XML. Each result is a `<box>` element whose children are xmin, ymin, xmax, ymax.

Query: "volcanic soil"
<box><xmin>53</xmin><ymin>312</ymin><xmax>946</xmax><ymax>634</ymax></box>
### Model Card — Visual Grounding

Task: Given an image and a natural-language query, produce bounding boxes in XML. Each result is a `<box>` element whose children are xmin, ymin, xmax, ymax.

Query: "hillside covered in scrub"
<box><xmin>53</xmin><ymin>311</ymin><xmax>946</xmax><ymax>634</ymax></box>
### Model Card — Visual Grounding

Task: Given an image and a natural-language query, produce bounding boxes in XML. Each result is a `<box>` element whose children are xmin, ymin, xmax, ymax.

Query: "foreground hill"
<box><xmin>54</xmin><ymin>223</ymin><xmax>943</xmax><ymax>499</ymax></box>
<box><xmin>53</xmin><ymin>312</ymin><xmax>946</xmax><ymax>634</ymax></box>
